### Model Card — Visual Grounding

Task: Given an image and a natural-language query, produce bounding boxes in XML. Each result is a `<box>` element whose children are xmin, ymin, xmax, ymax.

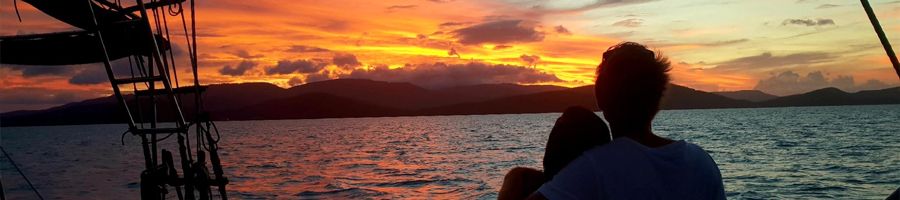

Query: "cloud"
<box><xmin>706</xmin><ymin>39</ymin><xmax>750</xmax><ymax>46</ymax></box>
<box><xmin>69</xmin><ymin>67</ymin><xmax>111</xmax><ymax>85</ymax></box>
<box><xmin>288</xmin><ymin>71</ymin><xmax>332</xmax><ymax>86</ymax></box>
<box><xmin>342</xmin><ymin>62</ymin><xmax>562</xmax><ymax>88</ymax></box>
<box><xmin>68</xmin><ymin>59</ymin><xmax>137</xmax><ymax>85</ymax></box>
<box><xmin>288</xmin><ymin>76</ymin><xmax>305</xmax><ymax>86</ymax></box>
<box><xmin>711</xmin><ymin>52</ymin><xmax>837</xmax><ymax>73</ymax></box>
<box><xmin>816</xmin><ymin>4</ymin><xmax>840</xmax><ymax>9</ymax></box>
<box><xmin>448</xmin><ymin>47</ymin><xmax>461</xmax><ymax>58</ymax></box>
<box><xmin>529</xmin><ymin>0</ymin><xmax>658</xmax><ymax>14</ymax></box>
<box><xmin>452</xmin><ymin>20</ymin><xmax>545</xmax><ymax>45</ymax></box>
<box><xmin>753</xmin><ymin>71</ymin><xmax>894</xmax><ymax>95</ymax></box>
<box><xmin>493</xmin><ymin>45</ymin><xmax>513</xmax><ymax>50</ymax></box>
<box><xmin>1</xmin><ymin>64</ymin><xmax>77</xmax><ymax>77</ymax></box>
<box><xmin>305</xmin><ymin>71</ymin><xmax>333</xmax><ymax>83</ymax></box>
<box><xmin>439</xmin><ymin>22</ymin><xmax>469</xmax><ymax>28</ymax></box>
<box><xmin>232</xmin><ymin>49</ymin><xmax>264</xmax><ymax>59</ymax></box>
<box><xmin>219</xmin><ymin>60</ymin><xmax>258</xmax><ymax>76</ymax></box>
<box><xmin>652</xmin><ymin>39</ymin><xmax>750</xmax><ymax>48</ymax></box>
<box><xmin>266</xmin><ymin>59</ymin><xmax>329</xmax><ymax>75</ymax></box>
<box><xmin>612</xmin><ymin>18</ymin><xmax>643</xmax><ymax>27</ymax></box>
<box><xmin>287</xmin><ymin>45</ymin><xmax>330</xmax><ymax>53</ymax></box>
<box><xmin>520</xmin><ymin>54</ymin><xmax>540</xmax><ymax>67</ymax></box>
<box><xmin>782</xmin><ymin>18</ymin><xmax>835</xmax><ymax>26</ymax></box>
<box><xmin>387</xmin><ymin>5</ymin><xmax>417</xmax><ymax>10</ymax></box>
<box><xmin>554</xmin><ymin>25</ymin><xmax>571</xmax><ymax>34</ymax></box>
<box><xmin>332</xmin><ymin>53</ymin><xmax>362</xmax><ymax>68</ymax></box>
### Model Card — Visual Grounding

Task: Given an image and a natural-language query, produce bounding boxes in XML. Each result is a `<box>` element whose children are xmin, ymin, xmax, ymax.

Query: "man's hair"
<box><xmin>595</xmin><ymin>42</ymin><xmax>671</xmax><ymax>122</ymax></box>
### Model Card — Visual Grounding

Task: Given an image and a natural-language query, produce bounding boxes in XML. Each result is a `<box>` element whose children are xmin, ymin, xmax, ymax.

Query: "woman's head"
<box><xmin>595</xmin><ymin>42</ymin><xmax>671</xmax><ymax>130</ymax></box>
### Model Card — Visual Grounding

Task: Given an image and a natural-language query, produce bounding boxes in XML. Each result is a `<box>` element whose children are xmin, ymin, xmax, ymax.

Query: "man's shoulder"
<box><xmin>582</xmin><ymin>138</ymin><xmax>714</xmax><ymax>163</ymax></box>
<box><xmin>580</xmin><ymin>138</ymin><xmax>647</xmax><ymax>162</ymax></box>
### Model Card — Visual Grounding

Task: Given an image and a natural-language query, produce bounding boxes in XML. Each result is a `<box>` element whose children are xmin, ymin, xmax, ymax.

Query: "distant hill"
<box><xmin>662</xmin><ymin>85</ymin><xmax>755</xmax><ymax>109</ymax></box>
<box><xmin>286</xmin><ymin>79</ymin><xmax>566</xmax><ymax>109</ymax></box>
<box><xmin>421</xmin><ymin>84</ymin><xmax>754</xmax><ymax>115</ymax></box>
<box><xmin>221</xmin><ymin>93</ymin><xmax>404</xmax><ymax>120</ymax></box>
<box><xmin>0</xmin><ymin>96</ymin><xmax>124</xmax><ymax>126</ymax></box>
<box><xmin>435</xmin><ymin>83</ymin><xmax>566</xmax><ymax>103</ymax></box>
<box><xmin>420</xmin><ymin>85</ymin><xmax>598</xmax><ymax>115</ymax></box>
<box><xmin>713</xmin><ymin>90</ymin><xmax>779</xmax><ymax>102</ymax></box>
<box><xmin>761</xmin><ymin>87</ymin><xmax>900</xmax><ymax>107</ymax></box>
<box><xmin>2</xmin><ymin>79</ymin><xmax>898</xmax><ymax>127</ymax></box>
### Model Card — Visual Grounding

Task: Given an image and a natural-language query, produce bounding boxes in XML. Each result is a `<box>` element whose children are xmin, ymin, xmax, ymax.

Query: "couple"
<box><xmin>499</xmin><ymin>42</ymin><xmax>726</xmax><ymax>200</ymax></box>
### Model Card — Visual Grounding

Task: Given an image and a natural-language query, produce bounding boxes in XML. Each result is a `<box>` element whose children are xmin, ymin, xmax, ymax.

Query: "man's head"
<box><xmin>595</xmin><ymin>42</ymin><xmax>670</xmax><ymax>133</ymax></box>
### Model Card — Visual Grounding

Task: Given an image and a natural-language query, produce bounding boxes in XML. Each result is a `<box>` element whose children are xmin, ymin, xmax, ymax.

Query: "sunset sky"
<box><xmin>1</xmin><ymin>0</ymin><xmax>899</xmax><ymax>112</ymax></box>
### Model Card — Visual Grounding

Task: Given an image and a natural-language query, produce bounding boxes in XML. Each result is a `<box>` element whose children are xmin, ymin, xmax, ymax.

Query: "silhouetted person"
<box><xmin>499</xmin><ymin>42</ymin><xmax>725</xmax><ymax>200</ymax></box>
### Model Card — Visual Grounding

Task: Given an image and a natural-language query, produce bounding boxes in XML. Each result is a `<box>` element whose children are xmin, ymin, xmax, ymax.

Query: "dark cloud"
<box><xmin>816</xmin><ymin>4</ymin><xmax>840</xmax><ymax>9</ymax></box>
<box><xmin>343</xmin><ymin>62</ymin><xmax>561</xmax><ymax>89</ymax></box>
<box><xmin>448</xmin><ymin>48</ymin><xmax>461</xmax><ymax>58</ymax></box>
<box><xmin>266</xmin><ymin>59</ymin><xmax>328</xmax><ymax>75</ymax></box>
<box><xmin>493</xmin><ymin>45</ymin><xmax>513</xmax><ymax>50</ymax></box>
<box><xmin>289</xmin><ymin>71</ymin><xmax>332</xmax><ymax>86</ymax></box>
<box><xmin>612</xmin><ymin>18</ymin><xmax>642</xmax><ymax>27</ymax></box>
<box><xmin>219</xmin><ymin>60</ymin><xmax>258</xmax><ymax>76</ymax></box>
<box><xmin>782</xmin><ymin>18</ymin><xmax>835</xmax><ymax>26</ymax></box>
<box><xmin>1</xmin><ymin>64</ymin><xmax>77</xmax><ymax>77</ymax></box>
<box><xmin>452</xmin><ymin>20</ymin><xmax>545</xmax><ymax>45</ymax></box>
<box><xmin>305</xmin><ymin>71</ymin><xmax>332</xmax><ymax>83</ymax></box>
<box><xmin>287</xmin><ymin>45</ymin><xmax>330</xmax><ymax>53</ymax></box>
<box><xmin>530</xmin><ymin>0</ymin><xmax>657</xmax><ymax>14</ymax></box>
<box><xmin>653</xmin><ymin>39</ymin><xmax>750</xmax><ymax>48</ymax></box>
<box><xmin>520</xmin><ymin>54</ymin><xmax>540</xmax><ymax>67</ymax></box>
<box><xmin>288</xmin><ymin>76</ymin><xmax>305</xmax><ymax>86</ymax></box>
<box><xmin>554</xmin><ymin>25</ymin><xmax>571</xmax><ymax>34</ymax></box>
<box><xmin>387</xmin><ymin>5</ymin><xmax>417</xmax><ymax>10</ymax></box>
<box><xmin>68</xmin><ymin>59</ymin><xmax>136</xmax><ymax>85</ymax></box>
<box><xmin>69</xmin><ymin>67</ymin><xmax>110</xmax><ymax>85</ymax></box>
<box><xmin>332</xmin><ymin>53</ymin><xmax>362</xmax><ymax>68</ymax></box>
<box><xmin>706</xmin><ymin>39</ymin><xmax>750</xmax><ymax>46</ymax></box>
<box><xmin>753</xmin><ymin>71</ymin><xmax>894</xmax><ymax>95</ymax></box>
<box><xmin>232</xmin><ymin>49</ymin><xmax>264</xmax><ymax>59</ymax></box>
<box><xmin>439</xmin><ymin>22</ymin><xmax>469</xmax><ymax>28</ymax></box>
<box><xmin>711</xmin><ymin>52</ymin><xmax>837</xmax><ymax>73</ymax></box>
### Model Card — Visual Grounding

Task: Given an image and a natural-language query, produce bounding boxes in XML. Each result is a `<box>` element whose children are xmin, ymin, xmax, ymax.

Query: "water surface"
<box><xmin>2</xmin><ymin>105</ymin><xmax>899</xmax><ymax>199</ymax></box>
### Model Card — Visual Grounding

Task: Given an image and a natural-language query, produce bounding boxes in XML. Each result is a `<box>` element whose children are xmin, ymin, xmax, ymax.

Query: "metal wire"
<box><xmin>13</xmin><ymin>0</ymin><xmax>22</xmax><ymax>22</ymax></box>
<box><xmin>0</xmin><ymin>146</ymin><xmax>44</xmax><ymax>200</ymax></box>
<box><xmin>860</xmin><ymin>0</ymin><xmax>900</xmax><ymax>80</ymax></box>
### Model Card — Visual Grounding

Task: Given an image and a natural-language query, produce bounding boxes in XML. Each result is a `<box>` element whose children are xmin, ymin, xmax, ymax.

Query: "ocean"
<box><xmin>2</xmin><ymin>105</ymin><xmax>899</xmax><ymax>199</ymax></box>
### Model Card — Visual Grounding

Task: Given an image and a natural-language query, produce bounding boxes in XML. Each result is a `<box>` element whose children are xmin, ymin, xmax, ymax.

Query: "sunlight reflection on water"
<box><xmin>2</xmin><ymin>105</ymin><xmax>899</xmax><ymax>199</ymax></box>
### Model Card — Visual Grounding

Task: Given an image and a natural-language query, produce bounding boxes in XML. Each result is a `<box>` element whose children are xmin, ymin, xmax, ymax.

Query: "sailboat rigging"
<box><xmin>1</xmin><ymin>0</ymin><xmax>229</xmax><ymax>199</ymax></box>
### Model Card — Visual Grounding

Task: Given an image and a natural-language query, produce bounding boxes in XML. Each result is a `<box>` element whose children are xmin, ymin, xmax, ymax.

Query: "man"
<box><xmin>499</xmin><ymin>42</ymin><xmax>726</xmax><ymax>200</ymax></box>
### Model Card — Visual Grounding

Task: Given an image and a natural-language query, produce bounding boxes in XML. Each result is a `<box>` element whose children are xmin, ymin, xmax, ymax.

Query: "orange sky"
<box><xmin>1</xmin><ymin>0</ymin><xmax>899</xmax><ymax>111</ymax></box>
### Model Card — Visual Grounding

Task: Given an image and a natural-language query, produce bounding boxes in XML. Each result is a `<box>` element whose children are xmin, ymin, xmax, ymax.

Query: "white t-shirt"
<box><xmin>537</xmin><ymin>137</ymin><xmax>726</xmax><ymax>200</ymax></box>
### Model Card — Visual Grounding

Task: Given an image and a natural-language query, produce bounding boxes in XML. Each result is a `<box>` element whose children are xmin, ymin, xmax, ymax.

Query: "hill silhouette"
<box><xmin>761</xmin><ymin>87</ymin><xmax>900</xmax><ymax>107</ymax></box>
<box><xmin>1</xmin><ymin>79</ymin><xmax>898</xmax><ymax>127</ymax></box>
<box><xmin>713</xmin><ymin>90</ymin><xmax>779</xmax><ymax>102</ymax></box>
<box><xmin>221</xmin><ymin>93</ymin><xmax>403</xmax><ymax>120</ymax></box>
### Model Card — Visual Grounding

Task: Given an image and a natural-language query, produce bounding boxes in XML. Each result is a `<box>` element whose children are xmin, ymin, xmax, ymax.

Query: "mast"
<box><xmin>860</xmin><ymin>0</ymin><xmax>900</xmax><ymax>79</ymax></box>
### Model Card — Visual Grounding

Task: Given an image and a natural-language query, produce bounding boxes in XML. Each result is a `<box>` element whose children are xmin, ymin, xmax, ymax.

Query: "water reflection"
<box><xmin>2</xmin><ymin>105</ymin><xmax>899</xmax><ymax>199</ymax></box>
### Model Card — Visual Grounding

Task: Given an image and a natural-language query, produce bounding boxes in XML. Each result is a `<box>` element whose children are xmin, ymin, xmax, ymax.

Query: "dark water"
<box><xmin>2</xmin><ymin>105</ymin><xmax>899</xmax><ymax>199</ymax></box>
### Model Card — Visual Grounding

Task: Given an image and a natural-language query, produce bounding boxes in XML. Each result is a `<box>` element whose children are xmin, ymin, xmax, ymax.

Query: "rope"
<box><xmin>160</xmin><ymin>5</ymin><xmax>181</xmax><ymax>89</ymax></box>
<box><xmin>0</xmin><ymin>147</ymin><xmax>44</xmax><ymax>200</ymax></box>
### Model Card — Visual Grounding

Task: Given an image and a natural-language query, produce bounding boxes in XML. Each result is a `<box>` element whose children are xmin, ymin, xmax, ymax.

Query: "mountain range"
<box><xmin>2</xmin><ymin>79</ymin><xmax>898</xmax><ymax>127</ymax></box>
